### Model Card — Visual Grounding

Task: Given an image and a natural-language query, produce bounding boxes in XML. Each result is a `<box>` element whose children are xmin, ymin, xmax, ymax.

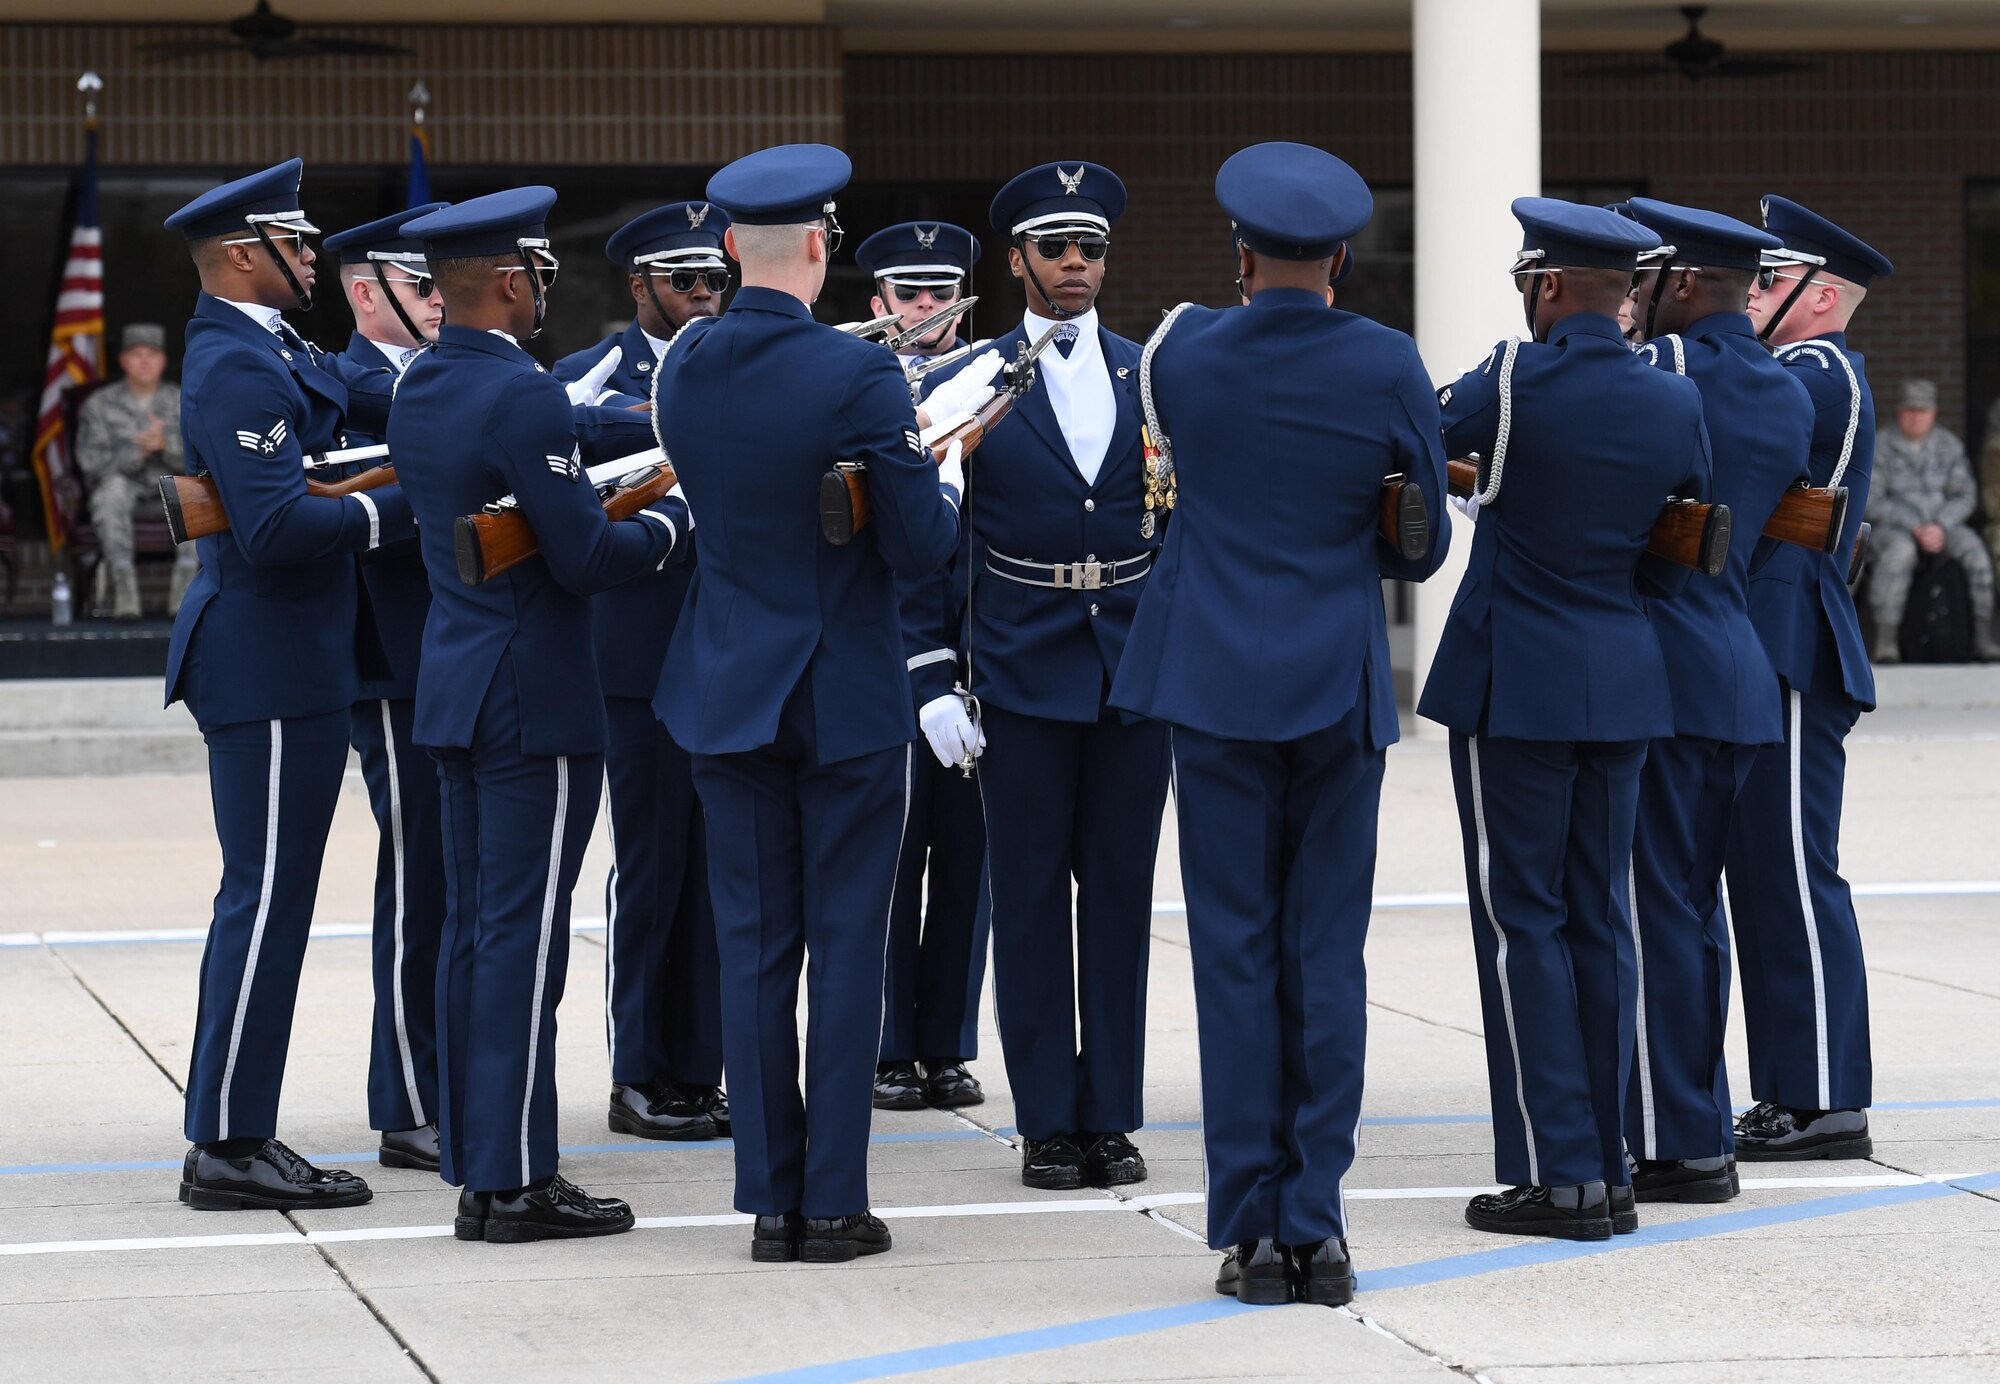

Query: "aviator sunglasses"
<box><xmin>1027</xmin><ymin>232</ymin><xmax>1109</xmax><ymax>262</ymax></box>
<box><xmin>650</xmin><ymin>267</ymin><xmax>731</xmax><ymax>294</ymax></box>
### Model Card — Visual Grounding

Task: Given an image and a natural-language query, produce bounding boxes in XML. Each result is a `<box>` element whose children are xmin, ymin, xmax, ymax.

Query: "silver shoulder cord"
<box><xmin>1775</xmin><ymin>337</ymin><xmax>1862</xmax><ymax>487</ymax></box>
<box><xmin>646</xmin><ymin>314</ymin><xmax>711</xmax><ymax>456</ymax></box>
<box><xmin>1638</xmin><ymin>334</ymin><xmax>1687</xmax><ymax>378</ymax></box>
<box><xmin>1139</xmin><ymin>301</ymin><xmax>1195</xmax><ymax>475</ymax></box>
<box><xmin>1471</xmin><ymin>337</ymin><xmax>1523</xmax><ymax>506</ymax></box>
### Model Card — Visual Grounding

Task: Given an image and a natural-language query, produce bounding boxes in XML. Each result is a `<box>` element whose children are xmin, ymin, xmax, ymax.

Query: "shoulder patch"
<box><xmin>236</xmin><ymin>419</ymin><xmax>288</xmax><ymax>456</ymax></box>
<box><xmin>1436</xmin><ymin>386</ymin><xmax>1452</xmax><ymax>408</ymax></box>
<box><xmin>904</xmin><ymin>428</ymin><xmax>922</xmax><ymax>453</ymax></box>
<box><xmin>545</xmin><ymin>446</ymin><xmax>582</xmax><ymax>482</ymax></box>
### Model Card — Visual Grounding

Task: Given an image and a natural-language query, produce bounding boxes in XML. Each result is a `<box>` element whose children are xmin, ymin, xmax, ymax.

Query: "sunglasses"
<box><xmin>1027</xmin><ymin>233</ymin><xmax>1109</xmax><ymax>262</ymax></box>
<box><xmin>888</xmin><ymin>281</ymin><xmax>961</xmax><ymax>303</ymax></box>
<box><xmin>383</xmin><ymin>268</ymin><xmax>436</xmax><ymax>299</ymax></box>
<box><xmin>815</xmin><ymin>214</ymin><xmax>844</xmax><ymax>257</ymax></box>
<box><xmin>1756</xmin><ymin>267</ymin><xmax>1814</xmax><ymax>290</ymax></box>
<box><xmin>495</xmin><ymin>258</ymin><xmax>560</xmax><ymax>292</ymax></box>
<box><xmin>652</xmin><ymin>267</ymin><xmax>731</xmax><ymax>294</ymax></box>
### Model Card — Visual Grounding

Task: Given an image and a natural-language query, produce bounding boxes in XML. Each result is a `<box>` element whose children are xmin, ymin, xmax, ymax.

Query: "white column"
<box><xmin>1409</xmin><ymin>0</ymin><xmax>1541</xmax><ymax>727</ymax></box>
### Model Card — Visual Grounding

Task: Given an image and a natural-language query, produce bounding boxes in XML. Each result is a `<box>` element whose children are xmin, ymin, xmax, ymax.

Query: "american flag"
<box><xmin>31</xmin><ymin>118</ymin><xmax>104</xmax><ymax>552</ymax></box>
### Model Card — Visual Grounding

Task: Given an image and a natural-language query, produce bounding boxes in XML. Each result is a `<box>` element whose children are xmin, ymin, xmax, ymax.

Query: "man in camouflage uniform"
<box><xmin>76</xmin><ymin>323</ymin><xmax>197</xmax><ymax>618</ymax></box>
<box><xmin>1866</xmin><ymin>379</ymin><xmax>1999</xmax><ymax>661</ymax></box>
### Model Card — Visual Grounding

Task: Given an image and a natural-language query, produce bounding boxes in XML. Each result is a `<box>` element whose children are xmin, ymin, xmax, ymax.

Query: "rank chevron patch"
<box><xmin>235</xmin><ymin>419</ymin><xmax>288</xmax><ymax>456</ymax></box>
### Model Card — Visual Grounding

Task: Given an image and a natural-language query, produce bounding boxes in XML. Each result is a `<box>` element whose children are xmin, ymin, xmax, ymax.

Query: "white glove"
<box><xmin>935</xmin><ymin>438</ymin><xmax>965</xmax><ymax>499</ymax></box>
<box><xmin>923</xmin><ymin>349</ymin><xmax>1004</xmax><ymax>421</ymax></box>
<box><xmin>918</xmin><ymin>693</ymin><xmax>983</xmax><ymax>769</ymax></box>
<box><xmin>1449</xmin><ymin>493</ymin><xmax>1483</xmax><ymax>522</ymax></box>
<box><xmin>565</xmin><ymin>346</ymin><xmax>622</xmax><ymax>406</ymax></box>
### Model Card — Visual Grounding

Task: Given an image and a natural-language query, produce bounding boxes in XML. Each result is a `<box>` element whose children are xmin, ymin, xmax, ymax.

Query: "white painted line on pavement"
<box><xmin>2</xmin><ymin>1177</ymin><xmax>1969</xmax><ymax>1259</ymax></box>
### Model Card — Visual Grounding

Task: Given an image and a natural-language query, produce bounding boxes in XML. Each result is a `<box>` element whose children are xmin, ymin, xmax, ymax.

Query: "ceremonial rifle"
<box><xmin>454</xmin><ymin>449</ymin><xmax>678</xmax><ymax>587</ymax></box>
<box><xmin>1441</xmin><ymin>457</ymin><xmax>1733</xmax><ymax>577</ymax></box>
<box><xmin>884</xmin><ymin>298</ymin><xmax>978</xmax><ymax>355</ymax></box>
<box><xmin>819</xmin><ymin>323</ymin><xmax>1062</xmax><ymax>546</ymax></box>
<box><xmin>158</xmin><ymin>444</ymin><xmax>392</xmax><ymax>545</ymax></box>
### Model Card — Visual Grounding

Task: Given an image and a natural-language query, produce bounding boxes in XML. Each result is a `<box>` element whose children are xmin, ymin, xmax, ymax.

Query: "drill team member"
<box><xmin>950</xmin><ymin>161</ymin><xmax>1168</xmax><ymax>1192</ymax></box>
<box><xmin>394</xmin><ymin>189</ymin><xmax>688</xmax><ymax>1243</ymax></box>
<box><xmin>166</xmin><ymin>160</ymin><xmax>413</xmax><ymax>1211</ymax></box>
<box><xmin>1112</xmin><ymin>142</ymin><xmax>1452</xmax><ymax>1305</ymax></box>
<box><xmin>653</xmin><ymin>145</ymin><xmax>979</xmax><ymax>1263</ymax></box>
<box><xmin>1620</xmin><ymin>199</ymin><xmax>1814</xmax><ymax>1203</ymax></box>
<box><xmin>855</xmin><ymin>219</ymin><xmax>992</xmax><ymax>1113</ymax></box>
<box><xmin>1725</xmin><ymin>197</ymin><xmax>1894</xmax><ymax>1160</ymax></box>
<box><xmin>324</xmin><ymin>205</ymin><xmax>450</xmax><ymax>1175</ymax></box>
<box><xmin>555</xmin><ymin>203</ymin><xmax>734</xmax><ymax>1142</ymax></box>
<box><xmin>1419</xmin><ymin>199</ymin><xmax>1713</xmax><ymax>1241</ymax></box>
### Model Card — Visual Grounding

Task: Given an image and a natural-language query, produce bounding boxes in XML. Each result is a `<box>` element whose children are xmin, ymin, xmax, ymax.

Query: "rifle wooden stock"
<box><xmin>1764</xmin><ymin>483</ymin><xmax>1850</xmax><ymax>555</ymax></box>
<box><xmin>1440</xmin><ymin>458</ymin><xmax>1729</xmax><ymax>576</ymax></box>
<box><xmin>1377</xmin><ymin>476</ymin><xmax>1432</xmax><ymax>560</ymax></box>
<box><xmin>1849</xmin><ymin>520</ymin><xmax>1872</xmax><ymax>587</ymax></box>
<box><xmin>454</xmin><ymin>460</ymin><xmax>679</xmax><ymax>587</ymax></box>
<box><xmin>159</xmin><ymin>464</ymin><xmax>397</xmax><ymax>545</ymax></box>
<box><xmin>819</xmin><ymin>390</ymin><xmax>1019</xmax><ymax>546</ymax></box>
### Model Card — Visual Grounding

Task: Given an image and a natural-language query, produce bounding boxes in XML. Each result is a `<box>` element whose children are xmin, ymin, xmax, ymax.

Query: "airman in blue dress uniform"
<box><xmin>1111</xmin><ymin>142</ymin><xmax>1452</xmax><ymax>1305</ymax></box>
<box><xmin>324</xmin><ymin>204</ymin><xmax>450</xmax><ymax>1176</ymax></box>
<box><xmin>854</xmin><ymin>219</ymin><xmax>993</xmax><ymax>1114</ymax></box>
<box><xmin>166</xmin><ymin>160</ymin><xmax>415</xmax><ymax>1213</ymax></box>
<box><xmin>1618</xmin><ymin>199</ymin><xmax>1815</xmax><ymax>1204</ymax></box>
<box><xmin>942</xmin><ymin>160</ymin><xmax>1169</xmax><ymax>1194</ymax></box>
<box><xmin>1725</xmin><ymin>198</ymin><xmax>1895</xmax><ymax>1161</ymax></box>
<box><xmin>652</xmin><ymin>145</ymin><xmax>967</xmax><ymax>1264</ymax></box>
<box><xmin>393</xmin><ymin>188</ymin><xmax>689</xmax><ymax>1244</ymax></box>
<box><xmin>1419</xmin><ymin>198</ymin><xmax>1713</xmax><ymax>1241</ymax></box>
<box><xmin>554</xmin><ymin>203</ymin><xmax>734</xmax><ymax>1143</ymax></box>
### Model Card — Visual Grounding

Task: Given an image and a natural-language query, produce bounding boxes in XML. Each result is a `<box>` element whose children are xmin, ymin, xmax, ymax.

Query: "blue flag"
<box><xmin>406</xmin><ymin>121</ymin><xmax>431</xmax><ymax>208</ymax></box>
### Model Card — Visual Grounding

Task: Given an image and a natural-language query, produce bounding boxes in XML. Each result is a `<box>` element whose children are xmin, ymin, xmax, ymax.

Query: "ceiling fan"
<box><xmin>141</xmin><ymin>1</ymin><xmax>413</xmax><ymax>62</ymax></box>
<box><xmin>1571</xmin><ymin>6</ymin><xmax>1819</xmax><ymax>82</ymax></box>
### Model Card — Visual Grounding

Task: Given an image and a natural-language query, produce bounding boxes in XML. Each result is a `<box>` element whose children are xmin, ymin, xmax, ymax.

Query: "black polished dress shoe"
<box><xmin>608</xmin><ymin>1080</ymin><xmax>717</xmax><ymax>1141</ymax></box>
<box><xmin>1081</xmin><ymin>1131</ymin><xmax>1147</xmax><ymax>1188</ymax></box>
<box><xmin>922</xmin><ymin>1060</ymin><xmax>985</xmax><ymax>1109</ymax></box>
<box><xmin>1021</xmin><ymin>1134</ymin><xmax>1086</xmax><ymax>1190</ymax></box>
<box><xmin>1288</xmin><ymin>1237</ymin><xmax>1356</xmax><ymax>1306</ymax></box>
<box><xmin>482</xmin><ymin>1175</ymin><xmax>635</xmax><ymax>1244</ymax></box>
<box><xmin>872</xmin><ymin>1062</ymin><xmax>927</xmax><ymax>1111</ymax></box>
<box><xmin>1464</xmin><ymin>1182</ymin><xmax>1613</xmax><ymax>1240</ymax></box>
<box><xmin>1214</xmin><ymin>1237</ymin><xmax>1291</xmax><ymax>1305</ymax></box>
<box><xmin>1735</xmin><ymin>1101</ymin><xmax>1872</xmax><ymax>1161</ymax></box>
<box><xmin>801</xmin><ymin>1212</ymin><xmax>891</xmax><ymax>1263</ymax></box>
<box><xmin>455</xmin><ymin>1188</ymin><xmax>491</xmax><ymax>1241</ymax></box>
<box><xmin>1633</xmin><ymin>1155</ymin><xmax>1739</xmax><ymax>1203</ymax></box>
<box><xmin>1608</xmin><ymin>1183</ymin><xmax>1638</xmax><ymax>1234</ymax></box>
<box><xmin>687</xmin><ymin>1084</ymin><xmax>731</xmax><ymax>1137</ymax></box>
<box><xmin>752</xmin><ymin>1211</ymin><xmax>803</xmax><ymax>1263</ymax></box>
<box><xmin>378</xmin><ymin>1123</ymin><xmax>441</xmax><ymax>1172</ymax></box>
<box><xmin>180</xmin><ymin>1140</ymin><xmax>372</xmax><ymax>1211</ymax></box>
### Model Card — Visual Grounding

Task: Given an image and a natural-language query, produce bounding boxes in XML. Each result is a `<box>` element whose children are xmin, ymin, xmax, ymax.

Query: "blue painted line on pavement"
<box><xmin>723</xmin><ymin>1171</ymin><xmax>2000</xmax><ymax>1384</ymax></box>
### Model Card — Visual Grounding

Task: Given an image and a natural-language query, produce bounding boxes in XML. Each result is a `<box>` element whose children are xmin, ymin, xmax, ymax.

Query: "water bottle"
<box><xmin>51</xmin><ymin>570</ymin><xmax>73</xmax><ymax>627</ymax></box>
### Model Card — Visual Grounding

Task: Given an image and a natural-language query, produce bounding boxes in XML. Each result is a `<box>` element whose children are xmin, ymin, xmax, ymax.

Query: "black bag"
<box><xmin>1899</xmin><ymin>550</ymin><xmax>1973</xmax><ymax>663</ymax></box>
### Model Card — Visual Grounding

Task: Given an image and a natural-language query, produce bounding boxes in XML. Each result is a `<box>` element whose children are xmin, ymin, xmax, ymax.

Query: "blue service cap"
<box><xmin>1623</xmin><ymin>198</ymin><xmax>1778</xmax><ymax>272</ymax></box>
<box><xmin>405</xmin><ymin>187</ymin><xmax>557</xmax><ymax>260</ymax></box>
<box><xmin>607</xmin><ymin>202</ymin><xmax>731</xmax><ymax>270</ymax></box>
<box><xmin>1759</xmin><ymin>195</ymin><xmax>1894</xmax><ymax>286</ymax></box>
<box><xmin>706</xmin><ymin>145</ymin><xmax>850</xmax><ymax>227</ymax></box>
<box><xmin>854</xmin><ymin>221</ymin><xmax>982</xmax><ymax>284</ymax></box>
<box><xmin>324</xmin><ymin>202</ymin><xmax>449</xmax><ymax>265</ymax></box>
<box><xmin>1215</xmin><ymin>141</ymin><xmax>1373</xmax><ymax>262</ymax></box>
<box><xmin>990</xmin><ymin>161</ymin><xmax>1127</xmax><ymax>238</ymax></box>
<box><xmin>165</xmin><ymin>158</ymin><xmax>320</xmax><ymax>241</ymax></box>
<box><xmin>1511</xmin><ymin>196</ymin><xmax>1661</xmax><ymax>273</ymax></box>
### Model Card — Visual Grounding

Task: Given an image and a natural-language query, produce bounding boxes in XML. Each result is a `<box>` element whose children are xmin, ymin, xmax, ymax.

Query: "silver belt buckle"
<box><xmin>1060</xmin><ymin>560</ymin><xmax>1103</xmax><ymax>590</ymax></box>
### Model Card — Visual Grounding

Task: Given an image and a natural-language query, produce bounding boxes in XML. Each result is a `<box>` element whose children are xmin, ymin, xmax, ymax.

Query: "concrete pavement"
<box><xmin>2</xmin><ymin>695</ymin><xmax>1997</xmax><ymax>1381</ymax></box>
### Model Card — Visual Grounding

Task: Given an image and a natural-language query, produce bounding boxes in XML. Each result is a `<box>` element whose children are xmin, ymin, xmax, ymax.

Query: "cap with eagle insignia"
<box><xmin>1215</xmin><ymin>141</ymin><xmax>1373</xmax><ymax>262</ymax></box>
<box><xmin>324</xmin><ymin>202</ymin><xmax>449</xmax><ymax>265</ymax></box>
<box><xmin>1758</xmin><ymin>195</ymin><xmax>1894</xmax><ymax>286</ymax></box>
<box><xmin>989</xmin><ymin>160</ymin><xmax>1128</xmax><ymax>238</ymax></box>
<box><xmin>855</xmin><ymin>220</ymin><xmax>982</xmax><ymax>287</ymax></box>
<box><xmin>1621</xmin><ymin>198</ymin><xmax>1779</xmax><ymax>271</ymax></box>
<box><xmin>405</xmin><ymin>187</ymin><xmax>557</xmax><ymax>259</ymax></box>
<box><xmin>1509</xmin><ymin>196</ymin><xmax>1662</xmax><ymax>274</ymax></box>
<box><xmin>706</xmin><ymin>144</ymin><xmax>851</xmax><ymax>227</ymax></box>
<box><xmin>606</xmin><ymin>201</ymin><xmax>732</xmax><ymax>271</ymax></box>
<box><xmin>165</xmin><ymin>158</ymin><xmax>321</xmax><ymax>240</ymax></box>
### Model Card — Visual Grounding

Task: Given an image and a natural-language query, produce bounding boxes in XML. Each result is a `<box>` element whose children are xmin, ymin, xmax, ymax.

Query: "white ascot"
<box><xmin>1022</xmin><ymin>306</ymin><xmax>1114</xmax><ymax>486</ymax></box>
<box><xmin>641</xmin><ymin>327</ymin><xmax>672</xmax><ymax>363</ymax></box>
<box><xmin>363</xmin><ymin>335</ymin><xmax>420</xmax><ymax>374</ymax></box>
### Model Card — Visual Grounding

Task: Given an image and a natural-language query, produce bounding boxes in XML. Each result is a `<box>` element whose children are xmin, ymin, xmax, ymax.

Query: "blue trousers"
<box><xmin>1723</xmin><ymin>685</ymin><xmax>1872</xmax><ymax>1111</ymax></box>
<box><xmin>691</xmin><ymin>684</ymin><xmax>911</xmax><ymax>1219</ymax></box>
<box><xmin>880</xmin><ymin>749</ymin><xmax>990</xmax><ymax>1064</ymax></box>
<box><xmin>1449</xmin><ymin>734</ymin><xmax>1644</xmax><ymax>1189</ymax></box>
<box><xmin>602</xmin><ymin>697</ymin><xmax>723</xmax><ymax>1089</ymax></box>
<box><xmin>185</xmin><ymin>711</ymin><xmax>351</xmax><ymax>1144</ymax></box>
<box><xmin>351</xmin><ymin>697</ymin><xmax>444</xmax><ymax>1133</ymax></box>
<box><xmin>431</xmin><ymin>677</ymin><xmax>603</xmax><ymax>1193</ymax></box>
<box><xmin>1627</xmin><ymin>735</ymin><xmax>1755</xmax><ymax>1162</ymax></box>
<box><xmin>1172</xmin><ymin>711</ymin><xmax>1380</xmax><ymax>1250</ymax></box>
<box><xmin>978</xmin><ymin>703</ymin><xmax>1170</xmax><ymax>1141</ymax></box>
